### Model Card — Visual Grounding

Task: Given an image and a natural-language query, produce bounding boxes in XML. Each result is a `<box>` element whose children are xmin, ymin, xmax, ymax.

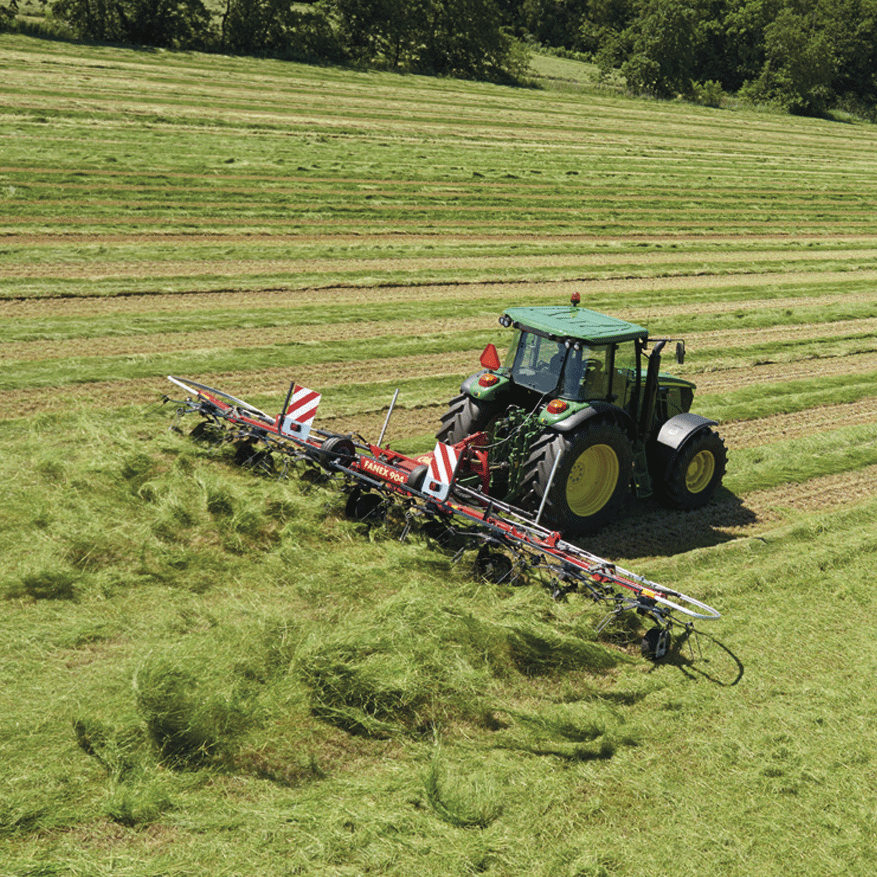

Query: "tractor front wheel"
<box><xmin>520</xmin><ymin>421</ymin><xmax>633</xmax><ymax>537</ymax></box>
<box><xmin>658</xmin><ymin>429</ymin><xmax>727</xmax><ymax>510</ymax></box>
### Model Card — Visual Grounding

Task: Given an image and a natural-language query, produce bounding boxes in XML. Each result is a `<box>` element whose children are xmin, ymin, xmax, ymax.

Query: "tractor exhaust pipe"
<box><xmin>639</xmin><ymin>339</ymin><xmax>666</xmax><ymax>441</ymax></box>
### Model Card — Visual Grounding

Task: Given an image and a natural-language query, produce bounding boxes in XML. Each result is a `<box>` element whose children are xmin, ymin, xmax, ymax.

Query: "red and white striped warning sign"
<box><xmin>280</xmin><ymin>385</ymin><xmax>321</xmax><ymax>441</ymax></box>
<box><xmin>423</xmin><ymin>442</ymin><xmax>460</xmax><ymax>501</ymax></box>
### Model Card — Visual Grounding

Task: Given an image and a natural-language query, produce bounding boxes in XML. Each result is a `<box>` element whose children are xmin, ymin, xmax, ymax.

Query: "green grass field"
<box><xmin>3</xmin><ymin>33</ymin><xmax>877</xmax><ymax>877</ymax></box>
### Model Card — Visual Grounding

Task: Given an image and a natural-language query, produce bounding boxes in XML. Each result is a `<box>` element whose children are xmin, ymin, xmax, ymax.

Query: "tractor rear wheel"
<box><xmin>520</xmin><ymin>421</ymin><xmax>633</xmax><ymax>537</ymax></box>
<box><xmin>436</xmin><ymin>393</ymin><xmax>502</xmax><ymax>444</ymax></box>
<box><xmin>658</xmin><ymin>429</ymin><xmax>726</xmax><ymax>510</ymax></box>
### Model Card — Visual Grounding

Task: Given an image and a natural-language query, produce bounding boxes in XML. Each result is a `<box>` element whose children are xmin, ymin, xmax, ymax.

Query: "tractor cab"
<box><xmin>472</xmin><ymin>303</ymin><xmax>691</xmax><ymax>429</ymax></box>
<box><xmin>438</xmin><ymin>295</ymin><xmax>725</xmax><ymax>536</ymax></box>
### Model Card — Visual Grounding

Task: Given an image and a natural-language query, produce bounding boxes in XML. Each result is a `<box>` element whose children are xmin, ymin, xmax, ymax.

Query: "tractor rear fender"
<box><xmin>550</xmin><ymin>401</ymin><xmax>636</xmax><ymax>436</ymax></box>
<box><xmin>656</xmin><ymin>413</ymin><xmax>718</xmax><ymax>451</ymax></box>
<box><xmin>461</xmin><ymin>371</ymin><xmax>509</xmax><ymax>403</ymax></box>
<box><xmin>460</xmin><ymin>372</ymin><xmax>485</xmax><ymax>394</ymax></box>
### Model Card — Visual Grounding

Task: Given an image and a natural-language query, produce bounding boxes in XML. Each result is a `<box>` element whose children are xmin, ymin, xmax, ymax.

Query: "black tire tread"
<box><xmin>519</xmin><ymin>418</ymin><xmax>633</xmax><ymax>537</ymax></box>
<box><xmin>659</xmin><ymin>429</ymin><xmax>727</xmax><ymax>511</ymax></box>
<box><xmin>436</xmin><ymin>393</ymin><xmax>501</xmax><ymax>445</ymax></box>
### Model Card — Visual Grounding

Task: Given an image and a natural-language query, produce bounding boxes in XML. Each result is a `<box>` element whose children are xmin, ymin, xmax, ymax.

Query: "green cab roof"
<box><xmin>503</xmin><ymin>306</ymin><xmax>648</xmax><ymax>345</ymax></box>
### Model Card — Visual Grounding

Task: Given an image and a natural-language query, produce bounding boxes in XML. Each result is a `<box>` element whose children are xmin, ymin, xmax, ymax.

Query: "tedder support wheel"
<box><xmin>319</xmin><ymin>435</ymin><xmax>356</xmax><ymax>469</ymax></box>
<box><xmin>520</xmin><ymin>420</ymin><xmax>634</xmax><ymax>537</ymax></box>
<box><xmin>190</xmin><ymin>420</ymin><xmax>225</xmax><ymax>445</ymax></box>
<box><xmin>641</xmin><ymin>627</ymin><xmax>670</xmax><ymax>660</ymax></box>
<box><xmin>436</xmin><ymin>393</ymin><xmax>502</xmax><ymax>444</ymax></box>
<box><xmin>659</xmin><ymin>428</ymin><xmax>727</xmax><ymax>511</ymax></box>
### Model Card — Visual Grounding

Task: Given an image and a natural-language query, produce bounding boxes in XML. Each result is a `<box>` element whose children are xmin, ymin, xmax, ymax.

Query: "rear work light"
<box><xmin>546</xmin><ymin>399</ymin><xmax>568</xmax><ymax>414</ymax></box>
<box><xmin>478</xmin><ymin>373</ymin><xmax>500</xmax><ymax>388</ymax></box>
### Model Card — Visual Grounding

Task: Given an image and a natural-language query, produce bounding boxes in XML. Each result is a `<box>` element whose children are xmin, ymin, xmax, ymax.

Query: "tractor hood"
<box><xmin>503</xmin><ymin>306</ymin><xmax>648</xmax><ymax>345</ymax></box>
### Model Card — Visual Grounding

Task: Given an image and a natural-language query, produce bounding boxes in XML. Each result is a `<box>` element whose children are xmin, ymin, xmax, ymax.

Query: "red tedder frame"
<box><xmin>163</xmin><ymin>376</ymin><xmax>720</xmax><ymax>660</ymax></box>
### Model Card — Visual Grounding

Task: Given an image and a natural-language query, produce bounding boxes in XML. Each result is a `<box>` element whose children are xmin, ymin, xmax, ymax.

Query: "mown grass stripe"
<box><xmin>7</xmin><ymin>242</ymin><xmax>877</xmax><ymax>272</ymax></box>
<box><xmin>0</xmin><ymin>331</ymin><xmax>496</xmax><ymax>391</ymax></box>
<box><xmin>5</xmin><ymin>298</ymin><xmax>877</xmax><ymax>359</ymax></box>
<box><xmin>698</xmin><ymin>370</ymin><xmax>877</xmax><ymax>423</ymax></box>
<box><xmin>725</xmin><ymin>422</ymin><xmax>877</xmax><ymax>494</ymax></box>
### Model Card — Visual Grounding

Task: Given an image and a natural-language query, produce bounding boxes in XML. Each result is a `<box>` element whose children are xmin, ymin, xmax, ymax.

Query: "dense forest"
<box><xmin>5</xmin><ymin>0</ymin><xmax>877</xmax><ymax>117</ymax></box>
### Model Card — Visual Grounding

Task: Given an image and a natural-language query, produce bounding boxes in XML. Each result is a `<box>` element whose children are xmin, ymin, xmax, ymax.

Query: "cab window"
<box><xmin>511</xmin><ymin>332</ymin><xmax>566</xmax><ymax>395</ymax></box>
<box><xmin>561</xmin><ymin>344</ymin><xmax>612</xmax><ymax>402</ymax></box>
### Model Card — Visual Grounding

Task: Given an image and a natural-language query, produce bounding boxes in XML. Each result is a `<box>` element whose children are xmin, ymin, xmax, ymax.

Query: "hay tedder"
<box><xmin>162</xmin><ymin>301</ymin><xmax>722</xmax><ymax>659</ymax></box>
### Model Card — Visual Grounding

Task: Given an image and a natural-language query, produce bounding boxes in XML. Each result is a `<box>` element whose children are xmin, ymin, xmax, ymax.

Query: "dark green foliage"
<box><xmin>220</xmin><ymin>0</ymin><xmax>342</xmax><ymax>62</ymax></box>
<box><xmin>329</xmin><ymin>0</ymin><xmax>412</xmax><ymax>65</ymax></box>
<box><xmin>48</xmin><ymin>0</ymin><xmax>525</xmax><ymax>82</ymax></box>
<box><xmin>620</xmin><ymin>0</ymin><xmax>701</xmax><ymax>98</ymax></box>
<box><xmin>52</xmin><ymin>0</ymin><xmax>213</xmax><ymax>47</ymax></box>
<box><xmin>738</xmin><ymin>4</ymin><xmax>835</xmax><ymax>114</ymax></box>
<box><xmin>620</xmin><ymin>0</ymin><xmax>877</xmax><ymax>114</ymax></box>
<box><xmin>327</xmin><ymin>0</ymin><xmax>526</xmax><ymax>81</ymax></box>
<box><xmin>0</xmin><ymin>0</ymin><xmax>17</xmax><ymax>32</ymax></box>
<box><xmin>519</xmin><ymin>0</ymin><xmax>877</xmax><ymax>115</ymax></box>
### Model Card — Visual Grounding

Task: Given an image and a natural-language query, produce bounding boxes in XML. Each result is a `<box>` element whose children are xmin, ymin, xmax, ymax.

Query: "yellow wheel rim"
<box><xmin>685</xmin><ymin>450</ymin><xmax>715</xmax><ymax>494</ymax></box>
<box><xmin>565</xmin><ymin>443</ymin><xmax>619</xmax><ymax>517</ymax></box>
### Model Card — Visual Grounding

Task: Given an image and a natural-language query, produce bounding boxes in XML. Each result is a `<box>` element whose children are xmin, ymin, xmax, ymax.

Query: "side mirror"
<box><xmin>480</xmin><ymin>343</ymin><xmax>501</xmax><ymax>371</ymax></box>
<box><xmin>676</xmin><ymin>341</ymin><xmax>685</xmax><ymax>365</ymax></box>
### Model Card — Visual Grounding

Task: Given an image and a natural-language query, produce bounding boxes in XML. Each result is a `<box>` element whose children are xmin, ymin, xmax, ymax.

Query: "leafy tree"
<box><xmin>819</xmin><ymin>0</ymin><xmax>877</xmax><ymax>112</ymax></box>
<box><xmin>220</xmin><ymin>0</ymin><xmax>273</xmax><ymax>53</ymax></box>
<box><xmin>418</xmin><ymin>0</ymin><xmax>517</xmax><ymax>80</ymax></box>
<box><xmin>221</xmin><ymin>0</ymin><xmax>339</xmax><ymax>61</ymax></box>
<box><xmin>493</xmin><ymin>0</ymin><xmax>529</xmax><ymax>33</ymax></box>
<box><xmin>324</xmin><ymin>0</ymin><xmax>525</xmax><ymax>82</ymax></box>
<box><xmin>519</xmin><ymin>0</ymin><xmax>589</xmax><ymax>49</ymax></box>
<box><xmin>118</xmin><ymin>0</ymin><xmax>212</xmax><ymax>47</ymax></box>
<box><xmin>329</xmin><ymin>0</ymin><xmax>418</xmax><ymax>66</ymax></box>
<box><xmin>620</xmin><ymin>0</ymin><xmax>701</xmax><ymax>97</ymax></box>
<box><xmin>739</xmin><ymin>4</ymin><xmax>835</xmax><ymax>114</ymax></box>
<box><xmin>721</xmin><ymin>0</ymin><xmax>783</xmax><ymax>89</ymax></box>
<box><xmin>51</xmin><ymin>0</ymin><xmax>117</xmax><ymax>40</ymax></box>
<box><xmin>580</xmin><ymin>0</ymin><xmax>634</xmax><ymax>55</ymax></box>
<box><xmin>1</xmin><ymin>0</ymin><xmax>18</xmax><ymax>32</ymax></box>
<box><xmin>52</xmin><ymin>0</ymin><xmax>212</xmax><ymax>47</ymax></box>
<box><xmin>690</xmin><ymin>0</ymin><xmax>733</xmax><ymax>85</ymax></box>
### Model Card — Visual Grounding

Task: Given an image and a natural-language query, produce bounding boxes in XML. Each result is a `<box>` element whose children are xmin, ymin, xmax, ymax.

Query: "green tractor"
<box><xmin>437</xmin><ymin>296</ymin><xmax>726</xmax><ymax>537</ymax></box>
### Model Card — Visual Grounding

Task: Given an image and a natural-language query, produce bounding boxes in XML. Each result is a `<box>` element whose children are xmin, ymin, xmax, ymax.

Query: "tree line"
<box><xmin>12</xmin><ymin>0</ymin><xmax>877</xmax><ymax>117</ymax></box>
<box><xmin>38</xmin><ymin>0</ymin><xmax>528</xmax><ymax>83</ymax></box>
<box><xmin>512</xmin><ymin>0</ymin><xmax>877</xmax><ymax>116</ymax></box>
